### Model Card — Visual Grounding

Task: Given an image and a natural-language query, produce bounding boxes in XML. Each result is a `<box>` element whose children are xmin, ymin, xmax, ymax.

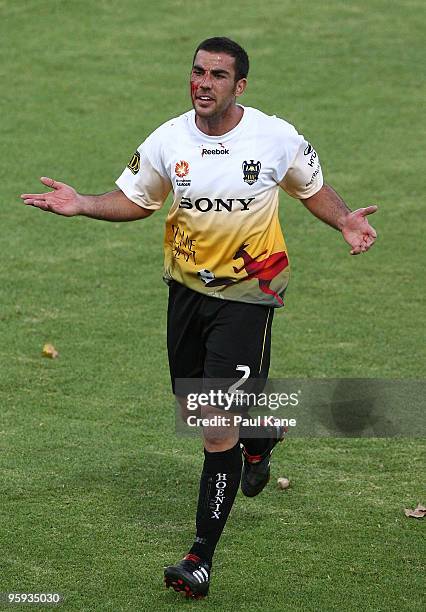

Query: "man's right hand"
<box><xmin>21</xmin><ymin>178</ymin><xmax>155</xmax><ymax>221</ymax></box>
<box><xmin>20</xmin><ymin>177</ymin><xmax>83</xmax><ymax>217</ymax></box>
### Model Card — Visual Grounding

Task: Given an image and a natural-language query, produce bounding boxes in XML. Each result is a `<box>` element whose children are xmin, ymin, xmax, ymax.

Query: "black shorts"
<box><xmin>167</xmin><ymin>281</ymin><xmax>274</xmax><ymax>396</ymax></box>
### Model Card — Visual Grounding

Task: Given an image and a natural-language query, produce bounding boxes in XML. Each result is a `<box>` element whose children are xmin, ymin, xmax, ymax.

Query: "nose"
<box><xmin>199</xmin><ymin>71</ymin><xmax>213</xmax><ymax>89</ymax></box>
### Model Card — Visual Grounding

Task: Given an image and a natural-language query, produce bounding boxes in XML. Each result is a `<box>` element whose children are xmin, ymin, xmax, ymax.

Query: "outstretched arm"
<box><xmin>20</xmin><ymin>177</ymin><xmax>153</xmax><ymax>221</ymax></box>
<box><xmin>301</xmin><ymin>184</ymin><xmax>378</xmax><ymax>255</ymax></box>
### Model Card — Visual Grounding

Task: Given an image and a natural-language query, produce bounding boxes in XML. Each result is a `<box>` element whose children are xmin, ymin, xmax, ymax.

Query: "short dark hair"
<box><xmin>193</xmin><ymin>37</ymin><xmax>249</xmax><ymax>81</ymax></box>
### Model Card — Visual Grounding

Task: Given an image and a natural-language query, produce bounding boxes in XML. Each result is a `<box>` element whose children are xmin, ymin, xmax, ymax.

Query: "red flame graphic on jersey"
<box><xmin>175</xmin><ymin>160</ymin><xmax>190</xmax><ymax>177</ymax></box>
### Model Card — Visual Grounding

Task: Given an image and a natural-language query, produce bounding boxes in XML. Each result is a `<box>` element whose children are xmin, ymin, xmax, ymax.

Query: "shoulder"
<box><xmin>138</xmin><ymin>110</ymin><xmax>193</xmax><ymax>173</ymax></box>
<box><xmin>245</xmin><ymin>106</ymin><xmax>301</xmax><ymax>141</ymax></box>
<box><xmin>244</xmin><ymin>107</ymin><xmax>303</xmax><ymax>162</ymax></box>
<box><xmin>145</xmin><ymin>110</ymin><xmax>193</xmax><ymax>145</ymax></box>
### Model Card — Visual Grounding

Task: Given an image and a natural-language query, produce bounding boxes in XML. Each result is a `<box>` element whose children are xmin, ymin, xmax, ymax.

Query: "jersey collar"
<box><xmin>189</xmin><ymin>105</ymin><xmax>248</xmax><ymax>142</ymax></box>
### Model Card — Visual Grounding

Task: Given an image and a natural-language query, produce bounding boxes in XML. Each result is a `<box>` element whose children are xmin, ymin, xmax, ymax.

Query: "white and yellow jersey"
<box><xmin>116</xmin><ymin>106</ymin><xmax>323</xmax><ymax>307</ymax></box>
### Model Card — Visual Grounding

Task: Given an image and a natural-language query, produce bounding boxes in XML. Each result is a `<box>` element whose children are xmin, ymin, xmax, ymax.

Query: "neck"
<box><xmin>195</xmin><ymin>104</ymin><xmax>243</xmax><ymax>136</ymax></box>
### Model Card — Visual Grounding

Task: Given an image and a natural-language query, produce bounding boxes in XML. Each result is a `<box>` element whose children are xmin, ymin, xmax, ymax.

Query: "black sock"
<box><xmin>189</xmin><ymin>442</ymin><xmax>242</xmax><ymax>565</ymax></box>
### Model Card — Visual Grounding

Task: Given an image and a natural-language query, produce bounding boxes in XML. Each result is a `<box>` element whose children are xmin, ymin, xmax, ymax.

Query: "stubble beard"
<box><xmin>193</xmin><ymin>95</ymin><xmax>237</xmax><ymax>125</ymax></box>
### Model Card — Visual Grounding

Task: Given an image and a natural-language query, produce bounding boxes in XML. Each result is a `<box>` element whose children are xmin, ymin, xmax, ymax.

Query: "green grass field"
<box><xmin>1</xmin><ymin>1</ymin><xmax>424</xmax><ymax>610</ymax></box>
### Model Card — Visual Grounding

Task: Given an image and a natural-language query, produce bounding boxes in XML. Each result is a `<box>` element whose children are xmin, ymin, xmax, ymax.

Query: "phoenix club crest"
<box><xmin>242</xmin><ymin>160</ymin><xmax>261</xmax><ymax>185</ymax></box>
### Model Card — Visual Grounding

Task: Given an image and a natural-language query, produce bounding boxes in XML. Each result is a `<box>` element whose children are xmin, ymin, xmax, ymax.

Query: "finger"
<box><xmin>359</xmin><ymin>205</ymin><xmax>378</xmax><ymax>217</ymax></box>
<box><xmin>352</xmin><ymin>235</ymin><xmax>375</xmax><ymax>254</ymax></box>
<box><xmin>21</xmin><ymin>193</ymin><xmax>50</xmax><ymax>200</ymax></box>
<box><xmin>359</xmin><ymin>227</ymin><xmax>377</xmax><ymax>241</ymax></box>
<box><xmin>365</xmin><ymin>240</ymin><xmax>374</xmax><ymax>251</ymax></box>
<box><xmin>359</xmin><ymin>235</ymin><xmax>373</xmax><ymax>251</ymax></box>
<box><xmin>22</xmin><ymin>197</ymin><xmax>46</xmax><ymax>205</ymax></box>
<box><xmin>26</xmin><ymin>199</ymin><xmax>51</xmax><ymax>211</ymax></box>
<box><xmin>364</xmin><ymin>235</ymin><xmax>376</xmax><ymax>248</ymax></box>
<box><xmin>40</xmin><ymin>176</ymin><xmax>65</xmax><ymax>190</ymax></box>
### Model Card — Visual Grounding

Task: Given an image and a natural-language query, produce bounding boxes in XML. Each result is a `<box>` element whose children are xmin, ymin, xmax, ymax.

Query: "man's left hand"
<box><xmin>341</xmin><ymin>206</ymin><xmax>378</xmax><ymax>255</ymax></box>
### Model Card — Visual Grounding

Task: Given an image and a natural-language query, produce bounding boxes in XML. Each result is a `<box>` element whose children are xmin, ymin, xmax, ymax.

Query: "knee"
<box><xmin>203</xmin><ymin>427</ymin><xmax>229</xmax><ymax>449</ymax></box>
<box><xmin>201</xmin><ymin>407</ymin><xmax>239</xmax><ymax>451</ymax></box>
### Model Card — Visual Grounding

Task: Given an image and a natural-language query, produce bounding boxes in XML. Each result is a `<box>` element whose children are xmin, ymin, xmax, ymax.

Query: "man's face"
<box><xmin>190</xmin><ymin>50</ymin><xmax>246</xmax><ymax>119</ymax></box>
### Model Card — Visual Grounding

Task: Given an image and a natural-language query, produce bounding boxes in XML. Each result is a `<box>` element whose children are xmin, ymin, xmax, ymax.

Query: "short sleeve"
<box><xmin>280</xmin><ymin>140</ymin><xmax>323</xmax><ymax>199</ymax></box>
<box><xmin>116</xmin><ymin>133</ymin><xmax>172</xmax><ymax>210</ymax></box>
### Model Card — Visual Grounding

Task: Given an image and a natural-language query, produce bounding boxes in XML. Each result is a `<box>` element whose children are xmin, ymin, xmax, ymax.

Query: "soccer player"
<box><xmin>20</xmin><ymin>37</ymin><xmax>377</xmax><ymax>599</ymax></box>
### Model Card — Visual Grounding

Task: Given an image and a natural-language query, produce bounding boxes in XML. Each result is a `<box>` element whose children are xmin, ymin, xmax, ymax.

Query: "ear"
<box><xmin>235</xmin><ymin>78</ymin><xmax>247</xmax><ymax>97</ymax></box>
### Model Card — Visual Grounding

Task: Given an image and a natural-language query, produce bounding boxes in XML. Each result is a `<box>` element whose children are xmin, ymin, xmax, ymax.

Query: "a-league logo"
<box><xmin>242</xmin><ymin>160</ymin><xmax>261</xmax><ymax>185</ymax></box>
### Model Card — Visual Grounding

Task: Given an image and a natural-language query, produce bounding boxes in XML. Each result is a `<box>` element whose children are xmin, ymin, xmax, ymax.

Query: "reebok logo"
<box><xmin>202</xmin><ymin>148</ymin><xmax>230</xmax><ymax>156</ymax></box>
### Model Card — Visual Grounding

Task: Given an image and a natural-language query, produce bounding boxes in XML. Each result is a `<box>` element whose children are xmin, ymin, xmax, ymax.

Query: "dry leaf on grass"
<box><xmin>42</xmin><ymin>343</ymin><xmax>59</xmax><ymax>359</ymax></box>
<box><xmin>404</xmin><ymin>504</ymin><xmax>426</xmax><ymax>519</ymax></box>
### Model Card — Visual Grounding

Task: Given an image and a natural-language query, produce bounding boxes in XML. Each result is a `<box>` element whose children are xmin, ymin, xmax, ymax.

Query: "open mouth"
<box><xmin>197</xmin><ymin>96</ymin><xmax>215</xmax><ymax>102</ymax></box>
